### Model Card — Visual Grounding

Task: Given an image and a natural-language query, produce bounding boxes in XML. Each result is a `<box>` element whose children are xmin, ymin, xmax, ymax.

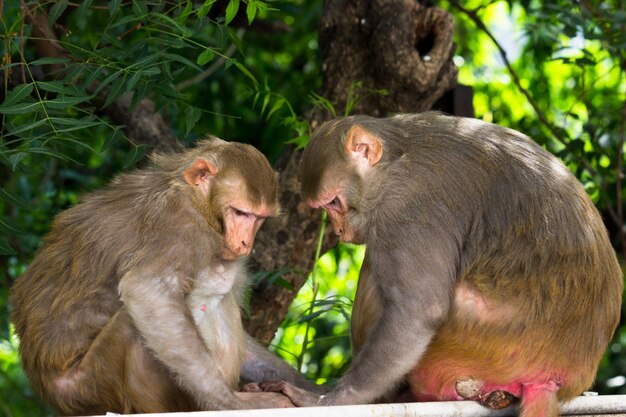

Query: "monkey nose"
<box><xmin>237</xmin><ymin>241</ymin><xmax>252</xmax><ymax>255</ymax></box>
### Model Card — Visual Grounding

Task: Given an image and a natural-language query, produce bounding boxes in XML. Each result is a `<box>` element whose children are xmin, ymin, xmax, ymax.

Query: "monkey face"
<box><xmin>221</xmin><ymin>203</ymin><xmax>270</xmax><ymax>260</ymax></box>
<box><xmin>307</xmin><ymin>191</ymin><xmax>363</xmax><ymax>244</ymax></box>
<box><xmin>301</xmin><ymin>122</ymin><xmax>383</xmax><ymax>245</ymax></box>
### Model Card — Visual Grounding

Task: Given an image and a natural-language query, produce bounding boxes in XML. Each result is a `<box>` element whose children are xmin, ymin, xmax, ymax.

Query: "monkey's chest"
<box><xmin>187</xmin><ymin>264</ymin><xmax>245</xmax><ymax>388</ymax></box>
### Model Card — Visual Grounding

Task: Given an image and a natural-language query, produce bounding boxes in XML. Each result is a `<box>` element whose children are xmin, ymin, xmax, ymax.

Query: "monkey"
<box><xmin>10</xmin><ymin>138</ymin><xmax>318</xmax><ymax>415</ymax></box>
<box><xmin>259</xmin><ymin>112</ymin><xmax>623</xmax><ymax>417</ymax></box>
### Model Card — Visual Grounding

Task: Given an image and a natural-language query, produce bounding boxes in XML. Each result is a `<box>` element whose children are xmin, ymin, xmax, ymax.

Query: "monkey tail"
<box><xmin>519</xmin><ymin>381</ymin><xmax>560</xmax><ymax>417</ymax></box>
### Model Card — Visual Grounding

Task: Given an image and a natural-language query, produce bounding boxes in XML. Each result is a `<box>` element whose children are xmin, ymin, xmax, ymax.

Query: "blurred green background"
<box><xmin>1</xmin><ymin>1</ymin><xmax>625</xmax><ymax>415</ymax></box>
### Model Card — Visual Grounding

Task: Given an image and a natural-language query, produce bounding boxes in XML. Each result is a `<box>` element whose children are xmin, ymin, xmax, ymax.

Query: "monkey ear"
<box><xmin>184</xmin><ymin>159</ymin><xmax>219</xmax><ymax>196</ymax></box>
<box><xmin>344</xmin><ymin>125</ymin><xmax>383</xmax><ymax>167</ymax></box>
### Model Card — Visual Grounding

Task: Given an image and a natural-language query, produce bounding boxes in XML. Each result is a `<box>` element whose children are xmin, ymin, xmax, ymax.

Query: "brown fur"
<box><xmin>292</xmin><ymin>112</ymin><xmax>622</xmax><ymax>415</ymax></box>
<box><xmin>10</xmin><ymin>138</ymin><xmax>308</xmax><ymax>414</ymax></box>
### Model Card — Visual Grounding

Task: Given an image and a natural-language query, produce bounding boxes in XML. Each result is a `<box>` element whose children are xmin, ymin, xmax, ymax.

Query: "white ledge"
<box><xmin>103</xmin><ymin>395</ymin><xmax>626</xmax><ymax>417</ymax></box>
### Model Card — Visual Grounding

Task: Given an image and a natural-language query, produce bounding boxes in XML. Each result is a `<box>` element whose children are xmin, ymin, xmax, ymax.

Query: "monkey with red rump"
<box><xmin>257</xmin><ymin>112</ymin><xmax>622</xmax><ymax>417</ymax></box>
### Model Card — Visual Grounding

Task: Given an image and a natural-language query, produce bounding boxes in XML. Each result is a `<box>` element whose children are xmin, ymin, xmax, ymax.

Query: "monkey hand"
<box><xmin>240</xmin><ymin>382</ymin><xmax>263</xmax><ymax>393</ymax></box>
<box><xmin>255</xmin><ymin>380</ymin><xmax>324</xmax><ymax>407</ymax></box>
<box><xmin>235</xmin><ymin>391</ymin><xmax>295</xmax><ymax>408</ymax></box>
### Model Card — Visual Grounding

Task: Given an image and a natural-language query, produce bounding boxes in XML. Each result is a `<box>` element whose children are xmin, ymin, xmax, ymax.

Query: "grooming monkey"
<box><xmin>10</xmin><ymin>138</ymin><xmax>317</xmax><ymax>415</ymax></box>
<box><xmin>261</xmin><ymin>112</ymin><xmax>622</xmax><ymax>417</ymax></box>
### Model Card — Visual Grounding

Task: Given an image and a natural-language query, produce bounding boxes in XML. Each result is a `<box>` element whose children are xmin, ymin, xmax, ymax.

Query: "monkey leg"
<box><xmin>46</xmin><ymin>308</ymin><xmax>195</xmax><ymax>415</ymax></box>
<box><xmin>407</xmin><ymin>323</ymin><xmax>565</xmax><ymax>416</ymax></box>
<box><xmin>518</xmin><ymin>381</ymin><xmax>559</xmax><ymax>417</ymax></box>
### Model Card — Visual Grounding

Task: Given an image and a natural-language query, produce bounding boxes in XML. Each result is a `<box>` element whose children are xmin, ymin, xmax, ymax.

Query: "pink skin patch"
<box><xmin>412</xmin><ymin>375</ymin><xmax>561</xmax><ymax>407</ymax></box>
<box><xmin>200</xmin><ymin>304</ymin><xmax>207</xmax><ymax>312</ymax></box>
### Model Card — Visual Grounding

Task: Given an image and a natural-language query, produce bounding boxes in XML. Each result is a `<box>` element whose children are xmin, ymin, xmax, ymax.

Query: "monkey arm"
<box><xmin>241</xmin><ymin>335</ymin><xmax>325</xmax><ymax>393</ymax></box>
<box><xmin>118</xmin><ymin>271</ymin><xmax>245</xmax><ymax>410</ymax></box>
<box><xmin>324</xmin><ymin>231</ymin><xmax>458</xmax><ymax>406</ymax></box>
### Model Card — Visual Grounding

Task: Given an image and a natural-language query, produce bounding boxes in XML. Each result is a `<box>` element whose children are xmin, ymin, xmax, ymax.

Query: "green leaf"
<box><xmin>197</xmin><ymin>0</ymin><xmax>215</xmax><ymax>18</ymax></box>
<box><xmin>0</xmin><ymin>143</ymin><xmax>11</xmax><ymax>168</ymax></box>
<box><xmin>30</xmin><ymin>56</ymin><xmax>72</xmax><ymax>66</ymax></box>
<box><xmin>77</xmin><ymin>0</ymin><xmax>94</xmax><ymax>22</ymax></box>
<box><xmin>179</xmin><ymin>1</ymin><xmax>193</xmax><ymax>23</ymax></box>
<box><xmin>246</xmin><ymin>0</ymin><xmax>258</xmax><ymax>24</ymax></box>
<box><xmin>93</xmin><ymin>71</ymin><xmax>122</xmax><ymax>95</ymax></box>
<box><xmin>228</xmin><ymin>29</ymin><xmax>244</xmax><ymax>55</ymax></box>
<box><xmin>156</xmin><ymin>36</ymin><xmax>187</xmax><ymax>49</ymax></box>
<box><xmin>234</xmin><ymin>61</ymin><xmax>258</xmax><ymax>86</ymax></box>
<box><xmin>49</xmin><ymin>0</ymin><xmax>69</xmax><ymax>26</ymax></box>
<box><xmin>0</xmin><ymin>218</ymin><xmax>27</xmax><ymax>235</ymax></box>
<box><xmin>28</xmin><ymin>147</ymin><xmax>75</xmax><ymax>163</ymax></box>
<box><xmin>45</xmin><ymin>95</ymin><xmax>93</xmax><ymax>109</ymax></box>
<box><xmin>251</xmin><ymin>269</ymin><xmax>299</xmax><ymax>290</ymax></box>
<box><xmin>0</xmin><ymin>188</ymin><xmax>31</xmax><ymax>210</ymax></box>
<box><xmin>0</xmin><ymin>237</ymin><xmax>16</xmax><ymax>256</ymax></box>
<box><xmin>261</xmin><ymin>94</ymin><xmax>270</xmax><ymax>115</ymax></box>
<box><xmin>133</xmin><ymin>81</ymin><xmax>150</xmax><ymax>108</ymax></box>
<box><xmin>142</xmin><ymin>66</ymin><xmax>161</xmax><ymax>76</ymax></box>
<box><xmin>153</xmin><ymin>13</ymin><xmax>192</xmax><ymax>37</ymax></box>
<box><xmin>123</xmin><ymin>144</ymin><xmax>150</xmax><ymax>168</ymax></box>
<box><xmin>6</xmin><ymin>119</ymin><xmax>47</xmax><ymax>136</ymax></box>
<box><xmin>8</xmin><ymin>152</ymin><xmax>27</xmax><ymax>170</ymax></box>
<box><xmin>101</xmin><ymin>127</ymin><xmax>125</xmax><ymax>152</ymax></box>
<box><xmin>109</xmin><ymin>14</ymin><xmax>140</xmax><ymax>29</ymax></box>
<box><xmin>0</xmin><ymin>101</ymin><xmax>40</xmax><ymax>115</ymax></box>
<box><xmin>197</xmin><ymin>48</ymin><xmax>216</xmax><ymax>65</ymax></box>
<box><xmin>49</xmin><ymin>116</ymin><xmax>102</xmax><ymax>133</ymax></box>
<box><xmin>185</xmin><ymin>106</ymin><xmax>202</xmax><ymax>137</ymax></box>
<box><xmin>225</xmin><ymin>0</ymin><xmax>240</xmax><ymax>25</ymax></box>
<box><xmin>102</xmin><ymin>77</ymin><xmax>126</xmax><ymax>108</ymax></box>
<box><xmin>128</xmin><ymin>70</ymin><xmax>143</xmax><ymax>90</ymax></box>
<box><xmin>109</xmin><ymin>0</ymin><xmax>122</xmax><ymax>16</ymax></box>
<box><xmin>267</xmin><ymin>97</ymin><xmax>285</xmax><ymax>119</ymax></box>
<box><xmin>2</xmin><ymin>84</ymin><xmax>34</xmax><ymax>107</ymax></box>
<box><xmin>132</xmin><ymin>0</ymin><xmax>148</xmax><ymax>17</ymax></box>
<box><xmin>132</xmin><ymin>51</ymin><xmax>161</xmax><ymax>69</ymax></box>
<box><xmin>297</xmin><ymin>309</ymin><xmax>326</xmax><ymax>324</ymax></box>
<box><xmin>163</xmin><ymin>53</ymin><xmax>201</xmax><ymax>71</ymax></box>
<box><xmin>56</xmin><ymin>135</ymin><xmax>98</xmax><ymax>151</ymax></box>
<box><xmin>84</xmin><ymin>66</ymin><xmax>105</xmax><ymax>86</ymax></box>
<box><xmin>36</xmin><ymin>81</ymin><xmax>76</xmax><ymax>95</ymax></box>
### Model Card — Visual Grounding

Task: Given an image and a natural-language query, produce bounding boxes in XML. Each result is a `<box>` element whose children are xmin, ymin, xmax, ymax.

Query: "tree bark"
<box><xmin>245</xmin><ymin>0</ymin><xmax>458</xmax><ymax>342</ymax></box>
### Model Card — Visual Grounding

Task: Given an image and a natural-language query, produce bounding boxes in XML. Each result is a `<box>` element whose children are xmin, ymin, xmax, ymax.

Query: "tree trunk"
<box><xmin>245</xmin><ymin>0</ymin><xmax>458</xmax><ymax>342</ymax></box>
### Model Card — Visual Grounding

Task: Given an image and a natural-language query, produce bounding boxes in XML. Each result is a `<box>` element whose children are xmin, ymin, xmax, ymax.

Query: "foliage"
<box><xmin>272</xmin><ymin>242</ymin><xmax>365</xmax><ymax>385</ymax></box>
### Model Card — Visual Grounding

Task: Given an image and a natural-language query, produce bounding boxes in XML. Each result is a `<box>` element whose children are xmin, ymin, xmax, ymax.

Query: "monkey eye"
<box><xmin>326</xmin><ymin>197</ymin><xmax>342</xmax><ymax>210</ymax></box>
<box><xmin>233</xmin><ymin>208</ymin><xmax>250</xmax><ymax>217</ymax></box>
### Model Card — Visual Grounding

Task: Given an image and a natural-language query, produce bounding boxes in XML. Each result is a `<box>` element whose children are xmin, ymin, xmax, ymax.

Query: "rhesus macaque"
<box><xmin>266</xmin><ymin>113</ymin><xmax>623</xmax><ymax>417</ymax></box>
<box><xmin>10</xmin><ymin>138</ymin><xmax>316</xmax><ymax>415</ymax></box>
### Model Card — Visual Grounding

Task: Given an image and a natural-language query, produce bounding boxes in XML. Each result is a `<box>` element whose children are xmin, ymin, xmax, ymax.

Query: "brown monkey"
<box><xmin>10</xmin><ymin>138</ymin><xmax>316</xmax><ymax>415</ymax></box>
<box><xmin>265</xmin><ymin>112</ymin><xmax>623</xmax><ymax>417</ymax></box>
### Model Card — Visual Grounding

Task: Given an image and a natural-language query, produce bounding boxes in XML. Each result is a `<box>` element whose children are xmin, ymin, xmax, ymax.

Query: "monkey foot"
<box><xmin>479</xmin><ymin>390</ymin><xmax>519</xmax><ymax>410</ymax></box>
<box><xmin>455</xmin><ymin>378</ymin><xmax>519</xmax><ymax>410</ymax></box>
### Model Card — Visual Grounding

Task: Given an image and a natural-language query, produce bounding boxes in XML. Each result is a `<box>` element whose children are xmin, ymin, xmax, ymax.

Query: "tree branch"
<box><xmin>449</xmin><ymin>2</ymin><xmax>600</xmax><ymax>172</ymax></box>
<box><xmin>449</xmin><ymin>0</ymin><xmax>624</xmax><ymax>228</ymax></box>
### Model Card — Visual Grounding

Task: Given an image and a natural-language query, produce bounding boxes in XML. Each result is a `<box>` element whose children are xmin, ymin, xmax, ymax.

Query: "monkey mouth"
<box><xmin>222</xmin><ymin>246</ymin><xmax>240</xmax><ymax>260</ymax></box>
